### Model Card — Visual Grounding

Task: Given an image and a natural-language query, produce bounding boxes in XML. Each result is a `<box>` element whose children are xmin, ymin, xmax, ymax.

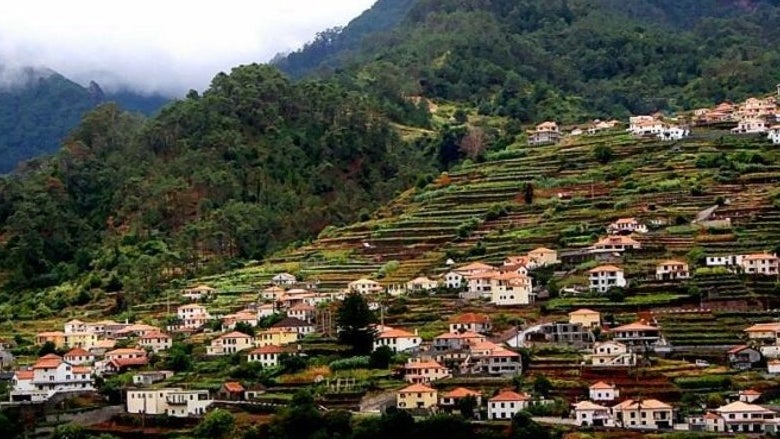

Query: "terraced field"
<box><xmin>205</xmin><ymin>128</ymin><xmax>778</xmax><ymax>294</ymax></box>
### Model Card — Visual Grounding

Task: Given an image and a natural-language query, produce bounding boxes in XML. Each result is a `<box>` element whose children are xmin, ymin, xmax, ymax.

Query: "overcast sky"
<box><xmin>0</xmin><ymin>0</ymin><xmax>376</xmax><ymax>96</ymax></box>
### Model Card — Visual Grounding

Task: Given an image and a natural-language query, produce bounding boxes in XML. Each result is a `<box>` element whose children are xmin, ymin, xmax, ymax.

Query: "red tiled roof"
<box><xmin>443</xmin><ymin>387</ymin><xmax>481</xmax><ymax>398</ymax></box>
<box><xmin>249</xmin><ymin>345</ymin><xmax>286</xmax><ymax>355</ymax></box>
<box><xmin>377</xmin><ymin>328</ymin><xmax>417</xmax><ymax>339</ymax></box>
<box><xmin>489</xmin><ymin>390</ymin><xmax>530</xmax><ymax>402</ymax></box>
<box><xmin>64</xmin><ymin>348</ymin><xmax>91</xmax><ymax>358</ymax></box>
<box><xmin>223</xmin><ymin>381</ymin><xmax>245</xmax><ymax>393</ymax></box>
<box><xmin>15</xmin><ymin>370</ymin><xmax>33</xmax><ymax>380</ymax></box>
<box><xmin>590</xmin><ymin>381</ymin><xmax>615</xmax><ymax>390</ymax></box>
<box><xmin>589</xmin><ymin>265</ymin><xmax>623</xmax><ymax>273</ymax></box>
<box><xmin>399</xmin><ymin>383</ymin><xmax>435</xmax><ymax>393</ymax></box>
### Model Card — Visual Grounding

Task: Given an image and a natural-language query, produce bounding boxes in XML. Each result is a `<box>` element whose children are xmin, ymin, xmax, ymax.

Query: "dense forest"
<box><xmin>0</xmin><ymin>64</ymin><xmax>436</xmax><ymax>310</ymax></box>
<box><xmin>0</xmin><ymin>66</ymin><xmax>167</xmax><ymax>173</ymax></box>
<box><xmin>280</xmin><ymin>0</ymin><xmax>780</xmax><ymax>120</ymax></box>
<box><xmin>3</xmin><ymin>0</ymin><xmax>780</xmax><ymax>304</ymax></box>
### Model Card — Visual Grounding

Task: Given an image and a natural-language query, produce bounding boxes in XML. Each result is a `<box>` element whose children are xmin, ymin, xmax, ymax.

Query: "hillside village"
<box><xmin>3</xmin><ymin>87</ymin><xmax>780</xmax><ymax>437</ymax></box>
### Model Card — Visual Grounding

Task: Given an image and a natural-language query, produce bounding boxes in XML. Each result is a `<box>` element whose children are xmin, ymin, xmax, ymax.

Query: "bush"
<box><xmin>329</xmin><ymin>356</ymin><xmax>370</xmax><ymax>371</ymax></box>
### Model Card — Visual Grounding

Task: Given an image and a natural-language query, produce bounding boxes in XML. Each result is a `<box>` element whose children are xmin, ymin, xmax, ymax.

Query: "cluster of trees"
<box><xmin>201</xmin><ymin>391</ymin><xmax>558</xmax><ymax>439</ymax></box>
<box><xmin>282</xmin><ymin>0</ymin><xmax>780</xmax><ymax>122</ymax></box>
<box><xmin>0</xmin><ymin>69</ymin><xmax>167</xmax><ymax>173</ymax></box>
<box><xmin>0</xmin><ymin>63</ymin><xmax>440</xmax><ymax>301</ymax></box>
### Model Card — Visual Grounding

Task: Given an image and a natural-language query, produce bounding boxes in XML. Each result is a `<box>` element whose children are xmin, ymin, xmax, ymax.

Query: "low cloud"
<box><xmin>0</xmin><ymin>0</ymin><xmax>376</xmax><ymax>97</ymax></box>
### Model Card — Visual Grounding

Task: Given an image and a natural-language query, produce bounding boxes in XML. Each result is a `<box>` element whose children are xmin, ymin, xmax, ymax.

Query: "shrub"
<box><xmin>329</xmin><ymin>356</ymin><xmax>370</xmax><ymax>370</ymax></box>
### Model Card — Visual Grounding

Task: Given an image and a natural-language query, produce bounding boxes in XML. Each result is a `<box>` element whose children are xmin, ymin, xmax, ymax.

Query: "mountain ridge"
<box><xmin>0</xmin><ymin>65</ymin><xmax>170</xmax><ymax>173</ymax></box>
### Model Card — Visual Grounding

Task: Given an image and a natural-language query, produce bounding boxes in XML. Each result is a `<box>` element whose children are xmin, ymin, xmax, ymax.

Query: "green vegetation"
<box><xmin>0</xmin><ymin>68</ymin><xmax>167</xmax><ymax>173</ymax></box>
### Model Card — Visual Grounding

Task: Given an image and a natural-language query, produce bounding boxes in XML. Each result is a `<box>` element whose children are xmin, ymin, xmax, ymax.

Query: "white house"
<box><xmin>63</xmin><ymin>347</ymin><xmax>94</xmax><ymax>366</ymax></box>
<box><xmin>490</xmin><ymin>272</ymin><xmax>534</xmax><ymax>306</ymax></box>
<box><xmin>406</xmin><ymin>276</ymin><xmax>438</xmax><ymax>292</ymax></box>
<box><xmin>713</xmin><ymin>401</ymin><xmax>777</xmax><ymax>433</ymax></box>
<box><xmin>348</xmin><ymin>278</ymin><xmax>382</xmax><ymax>294</ymax></box>
<box><xmin>9</xmin><ymin>354</ymin><xmax>94</xmax><ymax>403</ymax></box>
<box><xmin>374</xmin><ymin>328</ymin><xmax>422</xmax><ymax>353</ymax></box>
<box><xmin>628</xmin><ymin>115</ymin><xmax>662</xmax><ymax>136</ymax></box>
<box><xmin>740</xmin><ymin>253</ymin><xmax>779</xmax><ymax>276</ymax></box>
<box><xmin>247</xmin><ymin>345</ymin><xmax>286</xmax><ymax>368</ymax></box>
<box><xmin>591</xmin><ymin>236</ymin><xmax>641</xmax><ymax>252</ymax></box>
<box><xmin>588</xmin><ymin>265</ymin><xmax>626</xmax><ymax>293</ymax></box>
<box><xmin>586</xmin><ymin>341</ymin><xmax>637</xmax><ymax>367</ymax></box>
<box><xmin>769</xmin><ymin>125</ymin><xmax>780</xmax><ymax>144</ymax></box>
<box><xmin>182</xmin><ymin>285</ymin><xmax>216</xmax><ymax>301</ymax></box>
<box><xmin>612</xmin><ymin>399</ymin><xmax>674</xmax><ymax>430</ymax></box>
<box><xmin>402</xmin><ymin>358</ymin><xmax>451</xmax><ymax>384</ymax></box>
<box><xmin>607</xmin><ymin>218</ymin><xmax>647</xmax><ymax>235</ymax></box>
<box><xmin>528</xmin><ymin>121</ymin><xmax>561</xmax><ymax>146</ymax></box>
<box><xmin>573</xmin><ymin>400</ymin><xmax>612</xmax><ymax>427</ymax></box>
<box><xmin>732</xmin><ymin>117</ymin><xmax>769</xmax><ymax>134</ymax></box>
<box><xmin>658</xmin><ymin>125</ymin><xmax>689</xmax><ymax>141</ymax></box>
<box><xmin>126</xmin><ymin>388</ymin><xmax>212</xmax><ymax>417</ymax></box>
<box><xmin>449</xmin><ymin>313</ymin><xmax>492</xmax><ymax>334</ymax></box>
<box><xmin>257</xmin><ymin>304</ymin><xmax>277</xmax><ymax>319</ymax></box>
<box><xmin>206</xmin><ymin>331</ymin><xmax>254</xmax><ymax>356</ymax></box>
<box><xmin>656</xmin><ymin>260</ymin><xmax>690</xmax><ymax>281</ymax></box>
<box><xmin>176</xmin><ymin>304</ymin><xmax>211</xmax><ymax>329</ymax></box>
<box><xmin>138</xmin><ymin>332</ymin><xmax>173</xmax><ymax>353</ymax></box>
<box><xmin>528</xmin><ymin>247</ymin><xmax>559</xmax><ymax>266</ymax></box>
<box><xmin>464</xmin><ymin>271</ymin><xmax>497</xmax><ymax>299</ymax></box>
<box><xmin>769</xmin><ymin>359</ymin><xmax>780</xmax><ymax>374</ymax></box>
<box><xmin>260</xmin><ymin>286</ymin><xmax>285</xmax><ymax>301</ymax></box>
<box><xmin>589</xmin><ymin>381</ymin><xmax>619</xmax><ymax>401</ymax></box>
<box><xmin>287</xmin><ymin>303</ymin><xmax>316</xmax><ymax>323</ymax></box>
<box><xmin>443</xmin><ymin>271</ymin><xmax>465</xmax><ymax>289</ymax></box>
<box><xmin>64</xmin><ymin>319</ymin><xmax>87</xmax><ymax>334</ymax></box>
<box><xmin>272</xmin><ymin>272</ymin><xmax>297</xmax><ymax>286</ymax></box>
<box><xmin>487</xmin><ymin>390</ymin><xmax>531</xmax><ymax>420</ymax></box>
<box><xmin>611</xmin><ymin>322</ymin><xmax>662</xmax><ymax>345</ymax></box>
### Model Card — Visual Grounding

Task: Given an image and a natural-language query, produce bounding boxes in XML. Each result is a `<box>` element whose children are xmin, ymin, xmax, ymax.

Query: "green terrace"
<box><xmin>193</xmin><ymin>127</ymin><xmax>780</xmax><ymax>309</ymax></box>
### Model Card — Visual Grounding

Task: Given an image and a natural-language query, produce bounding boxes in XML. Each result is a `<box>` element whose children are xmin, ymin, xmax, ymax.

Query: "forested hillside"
<box><xmin>2</xmin><ymin>0</ymin><xmax>780</xmax><ymax>305</ymax></box>
<box><xmin>281</xmin><ymin>0</ymin><xmax>780</xmax><ymax>121</ymax></box>
<box><xmin>0</xmin><ymin>64</ymin><xmax>436</xmax><ymax>303</ymax></box>
<box><xmin>0</xmin><ymin>66</ymin><xmax>168</xmax><ymax>173</ymax></box>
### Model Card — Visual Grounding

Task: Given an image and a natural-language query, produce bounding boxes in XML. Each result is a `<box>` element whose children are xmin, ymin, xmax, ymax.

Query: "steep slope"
<box><xmin>0</xmin><ymin>64</ymin><xmax>437</xmax><ymax>299</ymax></box>
<box><xmin>273</xmin><ymin>0</ymin><xmax>417</xmax><ymax>78</ymax></box>
<box><xmin>0</xmin><ymin>66</ymin><xmax>169</xmax><ymax>173</ymax></box>
<box><xmin>281</xmin><ymin>0</ymin><xmax>780</xmax><ymax>121</ymax></box>
<box><xmin>208</xmin><ymin>123</ymin><xmax>780</xmax><ymax>298</ymax></box>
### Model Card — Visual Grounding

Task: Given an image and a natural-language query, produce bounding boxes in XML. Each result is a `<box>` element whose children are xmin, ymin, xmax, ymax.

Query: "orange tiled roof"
<box><xmin>399</xmin><ymin>383</ymin><xmax>436</xmax><ymax>393</ymax></box>
<box><xmin>489</xmin><ymin>390</ymin><xmax>530</xmax><ymax>402</ymax></box>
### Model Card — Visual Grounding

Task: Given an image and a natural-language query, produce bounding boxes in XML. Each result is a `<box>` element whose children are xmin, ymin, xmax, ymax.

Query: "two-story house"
<box><xmin>247</xmin><ymin>345</ymin><xmax>287</xmax><ymax>368</ymax></box>
<box><xmin>569</xmin><ymin>308</ymin><xmax>601</xmax><ymax>329</ymax></box>
<box><xmin>206</xmin><ymin>331</ymin><xmax>254</xmax><ymax>356</ymax></box>
<box><xmin>402</xmin><ymin>358</ymin><xmax>451</xmax><ymax>384</ymax></box>
<box><xmin>176</xmin><ymin>304</ymin><xmax>211</xmax><ymax>329</ymax></box>
<box><xmin>574</xmin><ymin>400</ymin><xmax>612</xmax><ymax>427</ymax></box>
<box><xmin>589</xmin><ymin>381</ymin><xmax>619</xmax><ymax>401</ymax></box>
<box><xmin>612</xmin><ymin>399</ymin><xmax>674</xmax><ymax>430</ymax></box>
<box><xmin>126</xmin><ymin>388</ymin><xmax>212</xmax><ymax>417</ymax></box>
<box><xmin>449</xmin><ymin>313</ymin><xmax>492</xmax><ymax>334</ymax></box>
<box><xmin>610</xmin><ymin>322</ymin><xmax>662</xmax><ymax>346</ymax></box>
<box><xmin>586</xmin><ymin>341</ymin><xmax>637</xmax><ymax>367</ymax></box>
<box><xmin>397</xmin><ymin>383</ymin><xmax>438</xmax><ymax>410</ymax></box>
<box><xmin>589</xmin><ymin>265</ymin><xmax>626</xmax><ymax>293</ymax></box>
<box><xmin>374</xmin><ymin>328</ymin><xmax>421</xmax><ymax>353</ymax></box>
<box><xmin>138</xmin><ymin>332</ymin><xmax>173</xmax><ymax>353</ymax></box>
<box><xmin>656</xmin><ymin>260</ymin><xmax>690</xmax><ymax>281</ymax></box>
<box><xmin>10</xmin><ymin>354</ymin><xmax>94</xmax><ymax>403</ymax></box>
<box><xmin>487</xmin><ymin>390</ymin><xmax>531</xmax><ymax>420</ymax></box>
